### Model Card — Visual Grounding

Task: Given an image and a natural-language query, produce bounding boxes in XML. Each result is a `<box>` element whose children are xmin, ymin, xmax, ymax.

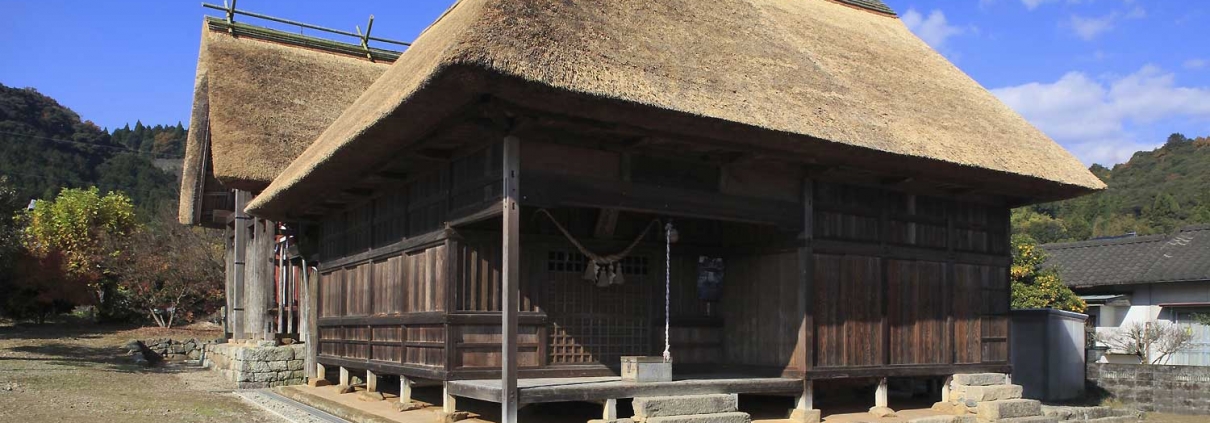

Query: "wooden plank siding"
<box><xmin>805</xmin><ymin>181</ymin><xmax>1011</xmax><ymax>376</ymax></box>
<box><xmin>308</xmin><ymin>138</ymin><xmax>1014</xmax><ymax>383</ymax></box>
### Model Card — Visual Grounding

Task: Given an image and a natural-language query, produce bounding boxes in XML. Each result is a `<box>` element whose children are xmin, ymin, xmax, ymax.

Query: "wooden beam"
<box><xmin>523</xmin><ymin>172</ymin><xmax>800</xmax><ymax>228</ymax></box>
<box><xmin>501</xmin><ymin>135</ymin><xmax>521</xmax><ymax>423</ymax></box>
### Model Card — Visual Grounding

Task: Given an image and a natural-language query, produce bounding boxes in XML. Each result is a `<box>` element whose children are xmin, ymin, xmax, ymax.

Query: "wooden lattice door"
<box><xmin>545</xmin><ymin>250</ymin><xmax>653</xmax><ymax>365</ymax></box>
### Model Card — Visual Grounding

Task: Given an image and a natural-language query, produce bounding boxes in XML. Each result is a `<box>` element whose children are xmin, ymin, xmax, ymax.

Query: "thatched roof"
<box><xmin>246</xmin><ymin>0</ymin><xmax>1105</xmax><ymax>218</ymax></box>
<box><xmin>178</xmin><ymin>18</ymin><xmax>390</xmax><ymax>225</ymax></box>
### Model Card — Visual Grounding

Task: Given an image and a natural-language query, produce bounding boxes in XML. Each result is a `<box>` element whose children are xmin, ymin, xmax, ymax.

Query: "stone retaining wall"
<box><xmin>1086</xmin><ymin>363</ymin><xmax>1210</xmax><ymax>415</ymax></box>
<box><xmin>123</xmin><ymin>338</ymin><xmax>221</xmax><ymax>366</ymax></box>
<box><xmin>203</xmin><ymin>342</ymin><xmax>306</xmax><ymax>389</ymax></box>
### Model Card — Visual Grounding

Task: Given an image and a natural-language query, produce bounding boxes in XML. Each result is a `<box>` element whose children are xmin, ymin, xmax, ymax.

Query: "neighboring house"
<box><xmin>1043</xmin><ymin>225</ymin><xmax>1210</xmax><ymax>366</ymax></box>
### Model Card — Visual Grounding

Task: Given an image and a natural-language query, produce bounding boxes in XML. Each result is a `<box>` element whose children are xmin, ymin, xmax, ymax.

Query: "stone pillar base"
<box><xmin>790</xmin><ymin>408</ymin><xmax>822</xmax><ymax>423</ymax></box>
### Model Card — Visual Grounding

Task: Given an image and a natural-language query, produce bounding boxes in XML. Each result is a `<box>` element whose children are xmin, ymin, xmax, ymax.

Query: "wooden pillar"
<box><xmin>245</xmin><ymin>217</ymin><xmax>275</xmax><ymax>340</ymax></box>
<box><xmin>400</xmin><ymin>376</ymin><xmax>413</xmax><ymax>404</ymax></box>
<box><xmin>791</xmin><ymin>380</ymin><xmax>820</xmax><ymax>422</ymax></box>
<box><xmin>443</xmin><ymin>381</ymin><xmax>458</xmax><ymax>414</ymax></box>
<box><xmin>303</xmin><ymin>259</ymin><xmax>318</xmax><ymax>379</ymax></box>
<box><xmin>339</xmin><ymin>366</ymin><xmax>350</xmax><ymax>387</ymax></box>
<box><xmin>875</xmin><ymin>377</ymin><xmax>888</xmax><ymax>408</ymax></box>
<box><xmin>603</xmin><ymin>398</ymin><xmax>618</xmax><ymax>420</ymax></box>
<box><xmin>798</xmin><ymin>177</ymin><xmax>815</xmax><ymax>372</ymax></box>
<box><xmin>366</xmin><ymin>370</ymin><xmax>378</xmax><ymax>392</ymax></box>
<box><xmin>231</xmin><ymin>190</ymin><xmax>251</xmax><ymax>339</ymax></box>
<box><xmin>223</xmin><ymin>227</ymin><xmax>234</xmax><ymax>337</ymax></box>
<box><xmin>941</xmin><ymin>376</ymin><xmax>953</xmax><ymax>402</ymax></box>
<box><xmin>500</xmin><ymin>135</ymin><xmax>521</xmax><ymax>422</ymax></box>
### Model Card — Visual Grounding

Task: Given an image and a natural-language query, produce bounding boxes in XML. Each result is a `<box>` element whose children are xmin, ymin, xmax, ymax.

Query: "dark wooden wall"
<box><xmin>309</xmin><ymin>137</ymin><xmax>1012</xmax><ymax>382</ymax></box>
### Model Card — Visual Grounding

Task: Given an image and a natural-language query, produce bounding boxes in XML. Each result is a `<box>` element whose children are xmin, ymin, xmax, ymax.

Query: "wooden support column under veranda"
<box><xmin>501</xmin><ymin>135</ymin><xmax>521</xmax><ymax>423</ymax></box>
<box><xmin>245</xmin><ymin>217</ymin><xmax>276</xmax><ymax>340</ymax></box>
<box><xmin>230</xmin><ymin>190</ymin><xmax>252</xmax><ymax>339</ymax></box>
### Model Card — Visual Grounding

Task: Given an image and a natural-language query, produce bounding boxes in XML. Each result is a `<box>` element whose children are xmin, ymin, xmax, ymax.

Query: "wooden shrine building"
<box><xmin>185</xmin><ymin>0</ymin><xmax>1104</xmax><ymax>420</ymax></box>
<box><xmin>177</xmin><ymin>11</ymin><xmax>396</xmax><ymax>348</ymax></box>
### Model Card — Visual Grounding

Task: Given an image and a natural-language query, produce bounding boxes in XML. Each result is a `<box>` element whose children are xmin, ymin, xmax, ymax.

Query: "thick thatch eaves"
<box><xmin>246</xmin><ymin>0</ymin><xmax>1105</xmax><ymax>219</ymax></box>
<box><xmin>178</xmin><ymin>18</ymin><xmax>391</xmax><ymax>224</ymax></box>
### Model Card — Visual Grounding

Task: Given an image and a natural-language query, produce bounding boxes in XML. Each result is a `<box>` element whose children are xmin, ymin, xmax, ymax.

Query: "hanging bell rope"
<box><xmin>663</xmin><ymin>221</ymin><xmax>677</xmax><ymax>363</ymax></box>
<box><xmin>534</xmin><ymin>209</ymin><xmax>659</xmax><ymax>287</ymax></box>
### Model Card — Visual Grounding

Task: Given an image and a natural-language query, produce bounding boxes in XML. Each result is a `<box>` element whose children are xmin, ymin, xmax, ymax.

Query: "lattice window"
<box><xmin>547</xmin><ymin>250</ymin><xmax>649</xmax><ymax>276</ymax></box>
<box><xmin>545</xmin><ymin>250</ymin><xmax>653</xmax><ymax>365</ymax></box>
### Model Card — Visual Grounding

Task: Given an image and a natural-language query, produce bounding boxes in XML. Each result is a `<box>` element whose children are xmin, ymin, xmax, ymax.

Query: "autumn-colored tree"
<box><xmin>5</xmin><ymin>250</ymin><xmax>94</xmax><ymax>323</ymax></box>
<box><xmin>1010</xmin><ymin>234</ymin><xmax>1086</xmax><ymax>313</ymax></box>
<box><xmin>20</xmin><ymin>187</ymin><xmax>137</xmax><ymax>319</ymax></box>
<box><xmin>117</xmin><ymin>207</ymin><xmax>225</xmax><ymax>327</ymax></box>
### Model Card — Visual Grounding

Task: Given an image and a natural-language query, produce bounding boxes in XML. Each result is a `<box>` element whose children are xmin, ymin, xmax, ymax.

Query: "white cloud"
<box><xmin>1070</xmin><ymin>14</ymin><xmax>1116</xmax><ymax>40</ymax></box>
<box><xmin>1021</xmin><ymin>0</ymin><xmax>1058</xmax><ymax>10</ymax></box>
<box><xmin>901</xmin><ymin>8</ymin><xmax>972</xmax><ymax>50</ymax></box>
<box><xmin>992</xmin><ymin>66</ymin><xmax>1210</xmax><ymax>165</ymax></box>
<box><xmin>1069</xmin><ymin>7</ymin><xmax>1146</xmax><ymax>41</ymax></box>
<box><xmin>1185</xmin><ymin>59</ymin><xmax>1208</xmax><ymax>70</ymax></box>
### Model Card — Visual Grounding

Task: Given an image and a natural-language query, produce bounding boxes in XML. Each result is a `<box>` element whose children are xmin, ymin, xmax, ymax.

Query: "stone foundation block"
<box><xmin>955</xmin><ymin>384</ymin><xmax>1023</xmax><ymax>402</ymax></box>
<box><xmin>589</xmin><ymin>419</ymin><xmax>635</xmax><ymax>423</ymax></box>
<box><xmin>869</xmin><ymin>406</ymin><xmax>896</xmax><ymax>417</ymax></box>
<box><xmin>395</xmin><ymin>401</ymin><xmax>427</xmax><ymax>412</ymax></box>
<box><xmin>976</xmin><ymin>399</ymin><xmax>1042</xmax><ymax>421</ymax></box>
<box><xmin>789</xmin><ymin>408</ymin><xmax>821</xmax><ymax>423</ymax></box>
<box><xmin>953</xmin><ymin>373</ymin><xmax>1008</xmax><ymax>387</ymax></box>
<box><xmin>358</xmin><ymin>391</ymin><xmax>385</xmax><ymax>401</ymax></box>
<box><xmin>437</xmin><ymin>411</ymin><xmax>471</xmax><ymax>422</ymax></box>
<box><xmin>644</xmin><ymin>412</ymin><xmax>752</xmax><ymax>423</ymax></box>
<box><xmin>633</xmin><ymin>394</ymin><xmax>738</xmax><ymax>418</ymax></box>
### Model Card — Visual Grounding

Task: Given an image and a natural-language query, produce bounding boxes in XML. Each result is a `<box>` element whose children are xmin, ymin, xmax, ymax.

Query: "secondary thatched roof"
<box><xmin>1044</xmin><ymin>225</ymin><xmax>1210</xmax><ymax>288</ymax></box>
<box><xmin>178</xmin><ymin>18</ymin><xmax>390</xmax><ymax>224</ymax></box>
<box><xmin>246</xmin><ymin>0</ymin><xmax>1105</xmax><ymax>218</ymax></box>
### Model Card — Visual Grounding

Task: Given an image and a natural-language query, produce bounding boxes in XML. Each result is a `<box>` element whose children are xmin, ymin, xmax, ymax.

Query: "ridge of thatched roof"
<box><xmin>178</xmin><ymin>19</ymin><xmax>391</xmax><ymax>224</ymax></box>
<box><xmin>246</xmin><ymin>0</ymin><xmax>1105</xmax><ymax>219</ymax></box>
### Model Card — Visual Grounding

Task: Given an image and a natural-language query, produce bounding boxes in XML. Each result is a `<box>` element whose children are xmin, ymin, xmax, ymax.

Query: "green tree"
<box><xmin>1010</xmin><ymin>234</ymin><xmax>1086</xmax><ymax>313</ymax></box>
<box><xmin>21</xmin><ymin>187</ymin><xmax>137</xmax><ymax>319</ymax></box>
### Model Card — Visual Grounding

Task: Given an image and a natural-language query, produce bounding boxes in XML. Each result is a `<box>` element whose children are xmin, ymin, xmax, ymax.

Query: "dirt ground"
<box><xmin>0</xmin><ymin>319</ymin><xmax>281</xmax><ymax>422</ymax></box>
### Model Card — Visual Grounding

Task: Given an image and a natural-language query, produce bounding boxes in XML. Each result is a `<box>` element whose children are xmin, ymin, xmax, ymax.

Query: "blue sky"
<box><xmin>1</xmin><ymin>1</ymin><xmax>1207</xmax><ymax>166</ymax></box>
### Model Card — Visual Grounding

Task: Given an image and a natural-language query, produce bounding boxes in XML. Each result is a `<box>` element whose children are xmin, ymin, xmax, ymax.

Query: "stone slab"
<box><xmin>645</xmin><ymin>412</ymin><xmax>752</xmax><ymax>423</ymax></box>
<box><xmin>976</xmin><ymin>399</ymin><xmax>1042</xmax><ymax>421</ymax></box>
<box><xmin>953</xmin><ymin>373</ymin><xmax>1009</xmax><ymax>387</ymax></box>
<box><xmin>588</xmin><ymin>419</ymin><xmax>635</xmax><ymax>423</ymax></box>
<box><xmin>908</xmin><ymin>416</ymin><xmax>977</xmax><ymax>423</ymax></box>
<box><xmin>994</xmin><ymin>417</ymin><xmax>1057</xmax><ymax>423</ymax></box>
<box><xmin>633</xmin><ymin>394</ymin><xmax>739</xmax><ymax>418</ymax></box>
<box><xmin>955</xmin><ymin>384</ymin><xmax>1023</xmax><ymax>402</ymax></box>
<box><xmin>869</xmin><ymin>406</ymin><xmax>897</xmax><ymax>417</ymax></box>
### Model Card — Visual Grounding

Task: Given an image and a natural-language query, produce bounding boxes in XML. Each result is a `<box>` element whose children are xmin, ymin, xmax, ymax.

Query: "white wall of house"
<box><xmin>1087</xmin><ymin>281</ymin><xmax>1210</xmax><ymax>366</ymax></box>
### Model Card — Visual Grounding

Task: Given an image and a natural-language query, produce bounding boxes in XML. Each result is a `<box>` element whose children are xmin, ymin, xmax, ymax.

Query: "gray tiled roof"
<box><xmin>1042</xmin><ymin>225</ymin><xmax>1210</xmax><ymax>288</ymax></box>
<box><xmin>836</xmin><ymin>0</ymin><xmax>896</xmax><ymax>16</ymax></box>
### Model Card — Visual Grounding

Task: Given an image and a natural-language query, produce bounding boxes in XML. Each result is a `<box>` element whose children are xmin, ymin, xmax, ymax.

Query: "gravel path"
<box><xmin>237</xmin><ymin>389</ymin><xmax>348</xmax><ymax>423</ymax></box>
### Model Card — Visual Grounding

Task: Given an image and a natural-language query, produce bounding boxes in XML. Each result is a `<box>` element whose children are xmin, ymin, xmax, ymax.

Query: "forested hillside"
<box><xmin>0</xmin><ymin>83</ymin><xmax>184</xmax><ymax>215</ymax></box>
<box><xmin>1015</xmin><ymin>133</ymin><xmax>1210</xmax><ymax>244</ymax></box>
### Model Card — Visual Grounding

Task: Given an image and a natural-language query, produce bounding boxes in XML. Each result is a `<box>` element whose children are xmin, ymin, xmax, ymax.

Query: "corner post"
<box><xmin>501</xmin><ymin>135</ymin><xmax>521</xmax><ymax>423</ymax></box>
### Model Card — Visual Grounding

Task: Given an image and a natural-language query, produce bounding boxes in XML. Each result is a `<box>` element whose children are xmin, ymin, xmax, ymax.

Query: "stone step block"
<box><xmin>633</xmin><ymin>394</ymin><xmax>738</xmax><ymax>418</ymax></box>
<box><xmin>976</xmin><ymin>399</ymin><xmax>1042</xmax><ymax>421</ymax></box>
<box><xmin>1084</xmin><ymin>417</ymin><xmax>1141</xmax><ymax>423</ymax></box>
<box><xmin>908</xmin><ymin>415</ymin><xmax>977</xmax><ymax>423</ymax></box>
<box><xmin>644</xmin><ymin>412</ymin><xmax>752</xmax><ymax>423</ymax></box>
<box><xmin>954</xmin><ymin>373</ymin><xmax>1009</xmax><ymax>387</ymax></box>
<box><xmin>955</xmin><ymin>384</ymin><xmax>1024</xmax><ymax>402</ymax></box>
<box><xmin>993</xmin><ymin>417</ymin><xmax>1057</xmax><ymax>423</ymax></box>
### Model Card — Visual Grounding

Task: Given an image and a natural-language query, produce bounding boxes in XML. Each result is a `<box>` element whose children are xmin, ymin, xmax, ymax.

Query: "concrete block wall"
<box><xmin>1086</xmin><ymin>363</ymin><xmax>1210</xmax><ymax>415</ymax></box>
<box><xmin>204</xmin><ymin>342</ymin><xmax>306</xmax><ymax>389</ymax></box>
